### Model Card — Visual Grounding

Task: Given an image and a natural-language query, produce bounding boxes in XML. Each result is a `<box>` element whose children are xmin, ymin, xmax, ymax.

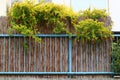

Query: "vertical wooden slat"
<box><xmin>93</xmin><ymin>43</ymin><xmax>96</xmax><ymax>72</ymax></box>
<box><xmin>0</xmin><ymin>38</ymin><xmax>2</xmax><ymax>72</ymax></box>
<box><xmin>60</xmin><ymin>37</ymin><xmax>62</xmax><ymax>72</ymax></box>
<box><xmin>10</xmin><ymin>38</ymin><xmax>14</xmax><ymax>72</ymax></box>
<box><xmin>23</xmin><ymin>37</ymin><xmax>26</xmax><ymax>72</ymax></box>
<box><xmin>39</xmin><ymin>39</ymin><xmax>42</xmax><ymax>72</ymax></box>
<box><xmin>46</xmin><ymin>38</ymin><xmax>50</xmax><ymax>72</ymax></box>
<box><xmin>14</xmin><ymin>37</ymin><xmax>16</xmax><ymax>72</ymax></box>
<box><xmin>8</xmin><ymin>37</ymin><xmax>10</xmax><ymax>72</ymax></box>
<box><xmin>62</xmin><ymin>38</ymin><xmax>66</xmax><ymax>72</ymax></box>
<box><xmin>91</xmin><ymin>43</ymin><xmax>93</xmax><ymax>72</ymax></box>
<box><xmin>55</xmin><ymin>37</ymin><xmax>57</xmax><ymax>72</ymax></box>
<box><xmin>3</xmin><ymin>37</ymin><xmax>5</xmax><ymax>72</ymax></box>
<box><xmin>86</xmin><ymin>41</ymin><xmax>88</xmax><ymax>71</ymax></box>
<box><xmin>83</xmin><ymin>40</ymin><xmax>86</xmax><ymax>72</ymax></box>
<box><xmin>18</xmin><ymin>37</ymin><xmax>21</xmax><ymax>72</ymax></box>
<box><xmin>5</xmin><ymin>37</ymin><xmax>8</xmax><ymax>72</ymax></box>
<box><xmin>40</xmin><ymin>39</ymin><xmax>43</xmax><ymax>72</ymax></box>
<box><xmin>52</xmin><ymin>38</ymin><xmax>55</xmax><ymax>72</ymax></box>
<box><xmin>44</xmin><ymin>37</ymin><xmax>46</xmax><ymax>72</ymax></box>
<box><xmin>88</xmin><ymin>42</ymin><xmax>90</xmax><ymax>72</ymax></box>
<box><xmin>65</xmin><ymin>38</ymin><xmax>68</xmax><ymax>72</ymax></box>
<box><xmin>29</xmin><ymin>38</ymin><xmax>31</xmax><ymax>72</ymax></box>
<box><xmin>102</xmin><ymin>40</ymin><xmax>104</xmax><ymax>72</ymax></box>
<box><xmin>34</xmin><ymin>40</ymin><xmax>36</xmax><ymax>72</ymax></box>
<box><xmin>98</xmin><ymin>42</ymin><xmax>102</xmax><ymax>72</ymax></box>
<box><xmin>106</xmin><ymin>39</ymin><xmax>109</xmax><ymax>72</ymax></box>
<box><xmin>50</xmin><ymin>37</ymin><xmax>52</xmax><ymax>72</ymax></box>
<box><xmin>76</xmin><ymin>41</ymin><xmax>77</xmax><ymax>72</ymax></box>
<box><xmin>54</xmin><ymin>37</ymin><xmax>57</xmax><ymax>72</ymax></box>
<box><xmin>31</xmin><ymin>39</ymin><xmax>34</xmax><ymax>72</ymax></box>
<box><xmin>72</xmin><ymin>39</ymin><xmax>75</xmax><ymax>72</ymax></box>
<box><xmin>36</xmin><ymin>38</ymin><xmax>39</xmax><ymax>72</ymax></box>
<box><xmin>15</xmin><ymin>37</ymin><xmax>19</xmax><ymax>72</ymax></box>
<box><xmin>104</xmin><ymin>40</ymin><xmax>107</xmax><ymax>72</ymax></box>
<box><xmin>96</xmin><ymin>43</ymin><xmax>98</xmax><ymax>72</ymax></box>
<box><xmin>80</xmin><ymin>39</ymin><xmax>83</xmax><ymax>72</ymax></box>
<box><xmin>108</xmin><ymin>39</ymin><xmax>111</xmax><ymax>72</ymax></box>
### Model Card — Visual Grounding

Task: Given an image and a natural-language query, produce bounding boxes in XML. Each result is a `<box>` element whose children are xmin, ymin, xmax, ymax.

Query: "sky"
<box><xmin>0</xmin><ymin>0</ymin><xmax>6</xmax><ymax>16</ymax></box>
<box><xmin>109</xmin><ymin>0</ymin><xmax>120</xmax><ymax>31</ymax></box>
<box><xmin>53</xmin><ymin>0</ymin><xmax>120</xmax><ymax>31</ymax></box>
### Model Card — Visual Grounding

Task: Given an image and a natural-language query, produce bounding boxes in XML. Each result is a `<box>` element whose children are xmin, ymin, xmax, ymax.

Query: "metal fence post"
<box><xmin>68</xmin><ymin>37</ymin><xmax>72</xmax><ymax>78</ymax></box>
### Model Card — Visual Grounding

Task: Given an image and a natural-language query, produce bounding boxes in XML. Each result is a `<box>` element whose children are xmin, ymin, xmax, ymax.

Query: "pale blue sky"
<box><xmin>53</xmin><ymin>0</ymin><xmax>108</xmax><ymax>11</ymax></box>
<box><xmin>71</xmin><ymin>0</ymin><xmax>107</xmax><ymax>11</ymax></box>
<box><xmin>53</xmin><ymin>0</ymin><xmax>120</xmax><ymax>31</ymax></box>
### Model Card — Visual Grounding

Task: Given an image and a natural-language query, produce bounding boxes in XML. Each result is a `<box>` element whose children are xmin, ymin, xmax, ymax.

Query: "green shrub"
<box><xmin>8</xmin><ymin>0</ymin><xmax>40</xmax><ymax>42</ymax></box>
<box><xmin>112</xmin><ymin>42</ymin><xmax>120</xmax><ymax>73</ymax></box>
<box><xmin>75</xmin><ymin>19</ymin><xmax>111</xmax><ymax>41</ymax></box>
<box><xmin>79</xmin><ymin>8</ymin><xmax>108</xmax><ymax>21</ymax></box>
<box><xmin>8</xmin><ymin>0</ymin><xmax>77</xmax><ymax>39</ymax></box>
<box><xmin>34</xmin><ymin>2</ymin><xmax>77</xmax><ymax>33</ymax></box>
<box><xmin>8</xmin><ymin>0</ymin><xmax>112</xmax><ymax>42</ymax></box>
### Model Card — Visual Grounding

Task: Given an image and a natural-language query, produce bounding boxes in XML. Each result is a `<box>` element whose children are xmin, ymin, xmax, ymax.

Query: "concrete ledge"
<box><xmin>114</xmin><ymin>76</ymin><xmax>120</xmax><ymax>79</ymax></box>
<box><xmin>0</xmin><ymin>77</ymin><xmax>119</xmax><ymax>80</ymax></box>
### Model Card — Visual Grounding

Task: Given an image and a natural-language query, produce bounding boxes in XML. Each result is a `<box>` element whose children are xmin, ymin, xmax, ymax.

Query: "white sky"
<box><xmin>0</xmin><ymin>0</ymin><xmax>6</xmax><ymax>16</ymax></box>
<box><xmin>109</xmin><ymin>0</ymin><xmax>120</xmax><ymax>31</ymax></box>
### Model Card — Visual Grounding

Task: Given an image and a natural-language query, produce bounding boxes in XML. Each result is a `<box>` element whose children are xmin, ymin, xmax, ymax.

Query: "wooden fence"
<box><xmin>0</xmin><ymin>17</ymin><xmax>113</xmax><ymax>78</ymax></box>
<box><xmin>0</xmin><ymin>34</ymin><xmax>113</xmax><ymax>78</ymax></box>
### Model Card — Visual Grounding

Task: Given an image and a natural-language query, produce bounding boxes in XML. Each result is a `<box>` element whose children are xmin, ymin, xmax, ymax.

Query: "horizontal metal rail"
<box><xmin>0</xmin><ymin>34</ymin><xmax>118</xmax><ymax>37</ymax></box>
<box><xmin>114</xmin><ymin>34</ymin><xmax>120</xmax><ymax>37</ymax></box>
<box><xmin>0</xmin><ymin>72</ymin><xmax>115</xmax><ymax>75</ymax></box>
<box><xmin>0</xmin><ymin>34</ymin><xmax>75</xmax><ymax>37</ymax></box>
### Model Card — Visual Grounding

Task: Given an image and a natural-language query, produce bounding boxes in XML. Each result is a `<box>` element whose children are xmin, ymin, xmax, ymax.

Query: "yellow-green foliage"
<box><xmin>8</xmin><ymin>0</ymin><xmax>40</xmax><ymax>42</ymax></box>
<box><xmin>75</xmin><ymin>19</ymin><xmax>111</xmax><ymax>41</ymax></box>
<box><xmin>75</xmin><ymin>8</ymin><xmax>112</xmax><ymax>41</ymax></box>
<box><xmin>10</xmin><ymin>0</ymin><xmax>36</xmax><ymax>27</ymax></box>
<box><xmin>34</xmin><ymin>2</ymin><xmax>77</xmax><ymax>33</ymax></box>
<box><xmin>8</xmin><ymin>0</ymin><xmax>112</xmax><ymax>42</ymax></box>
<box><xmin>8</xmin><ymin>0</ymin><xmax>77</xmax><ymax>37</ymax></box>
<box><xmin>79</xmin><ymin>8</ymin><xmax>108</xmax><ymax>20</ymax></box>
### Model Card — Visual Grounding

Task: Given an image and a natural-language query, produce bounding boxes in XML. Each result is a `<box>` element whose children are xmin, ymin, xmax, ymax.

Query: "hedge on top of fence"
<box><xmin>7</xmin><ymin>0</ymin><xmax>112</xmax><ymax>42</ymax></box>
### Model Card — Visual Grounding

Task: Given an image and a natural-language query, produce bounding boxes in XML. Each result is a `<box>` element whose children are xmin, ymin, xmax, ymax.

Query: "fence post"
<box><xmin>68</xmin><ymin>37</ymin><xmax>72</xmax><ymax>78</ymax></box>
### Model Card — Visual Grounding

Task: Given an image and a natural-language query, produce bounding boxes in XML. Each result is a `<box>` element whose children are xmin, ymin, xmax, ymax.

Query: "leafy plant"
<box><xmin>8</xmin><ymin>0</ymin><xmax>41</xmax><ymax>42</ymax></box>
<box><xmin>34</xmin><ymin>2</ymin><xmax>77</xmax><ymax>33</ymax></box>
<box><xmin>79</xmin><ymin>8</ymin><xmax>108</xmax><ymax>21</ymax></box>
<box><xmin>112</xmin><ymin>41</ymin><xmax>120</xmax><ymax>73</ymax></box>
<box><xmin>8</xmin><ymin>0</ymin><xmax>77</xmax><ymax>38</ymax></box>
<box><xmin>8</xmin><ymin>0</ymin><xmax>112</xmax><ymax>43</ymax></box>
<box><xmin>75</xmin><ymin>19</ymin><xmax>112</xmax><ymax>41</ymax></box>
